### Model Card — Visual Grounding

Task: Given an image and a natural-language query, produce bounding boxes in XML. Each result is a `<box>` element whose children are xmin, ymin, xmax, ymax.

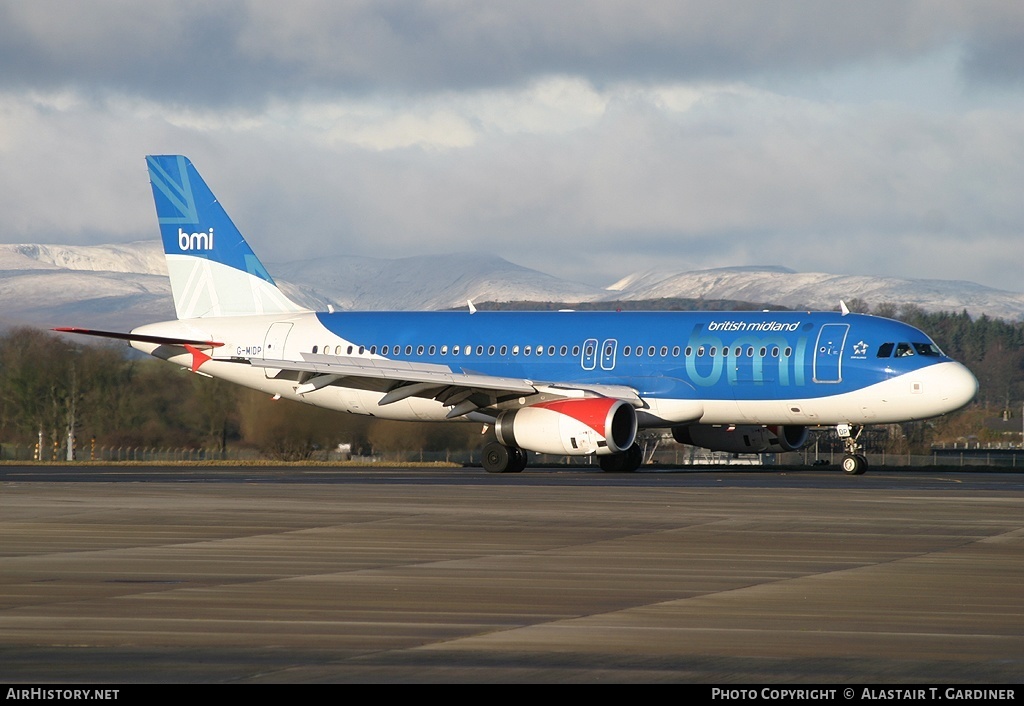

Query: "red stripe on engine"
<box><xmin>533</xmin><ymin>398</ymin><xmax>618</xmax><ymax>436</ymax></box>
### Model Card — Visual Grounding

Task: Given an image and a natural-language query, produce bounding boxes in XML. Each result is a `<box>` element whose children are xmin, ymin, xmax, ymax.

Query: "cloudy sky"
<box><xmin>2</xmin><ymin>1</ymin><xmax>1023</xmax><ymax>291</ymax></box>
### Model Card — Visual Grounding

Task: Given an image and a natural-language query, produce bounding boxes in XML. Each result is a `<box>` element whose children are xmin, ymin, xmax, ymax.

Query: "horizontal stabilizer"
<box><xmin>53</xmin><ymin>327</ymin><xmax>223</xmax><ymax>348</ymax></box>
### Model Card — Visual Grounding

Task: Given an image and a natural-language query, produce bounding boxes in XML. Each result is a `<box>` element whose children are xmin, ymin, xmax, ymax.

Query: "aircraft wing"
<box><xmin>247</xmin><ymin>353</ymin><xmax>642</xmax><ymax>418</ymax></box>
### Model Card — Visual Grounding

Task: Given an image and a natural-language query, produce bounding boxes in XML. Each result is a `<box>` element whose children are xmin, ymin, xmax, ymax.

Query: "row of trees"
<box><xmin>1</xmin><ymin>301</ymin><xmax>1022</xmax><ymax>459</ymax></box>
<box><xmin>1</xmin><ymin>328</ymin><xmax>218</xmax><ymax>455</ymax></box>
<box><xmin>0</xmin><ymin>327</ymin><xmax>480</xmax><ymax>460</ymax></box>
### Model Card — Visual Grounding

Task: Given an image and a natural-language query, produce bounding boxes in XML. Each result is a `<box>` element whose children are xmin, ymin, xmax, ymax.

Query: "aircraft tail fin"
<box><xmin>146</xmin><ymin>155</ymin><xmax>305</xmax><ymax>319</ymax></box>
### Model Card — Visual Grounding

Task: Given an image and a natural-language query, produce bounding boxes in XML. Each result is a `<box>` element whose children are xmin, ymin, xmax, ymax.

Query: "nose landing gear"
<box><xmin>837</xmin><ymin>424</ymin><xmax>868</xmax><ymax>475</ymax></box>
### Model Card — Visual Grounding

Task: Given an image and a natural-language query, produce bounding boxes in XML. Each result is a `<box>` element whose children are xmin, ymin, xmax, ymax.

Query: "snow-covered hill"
<box><xmin>0</xmin><ymin>242</ymin><xmax>173</xmax><ymax>330</ymax></box>
<box><xmin>272</xmin><ymin>252</ymin><xmax>604</xmax><ymax>311</ymax></box>
<box><xmin>3</xmin><ymin>242</ymin><xmax>1024</xmax><ymax>331</ymax></box>
<box><xmin>605</xmin><ymin>266</ymin><xmax>1024</xmax><ymax>321</ymax></box>
<box><xmin>0</xmin><ymin>241</ymin><xmax>166</xmax><ymax>275</ymax></box>
<box><xmin>0</xmin><ymin>243</ymin><xmax>602</xmax><ymax>329</ymax></box>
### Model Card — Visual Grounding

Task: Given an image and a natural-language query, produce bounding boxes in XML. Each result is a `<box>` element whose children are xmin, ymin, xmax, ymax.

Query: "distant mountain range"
<box><xmin>3</xmin><ymin>241</ymin><xmax>1024</xmax><ymax>330</ymax></box>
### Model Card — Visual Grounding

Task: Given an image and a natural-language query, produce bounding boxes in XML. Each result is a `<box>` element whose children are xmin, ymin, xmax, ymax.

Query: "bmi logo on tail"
<box><xmin>178</xmin><ymin>228</ymin><xmax>214</xmax><ymax>251</ymax></box>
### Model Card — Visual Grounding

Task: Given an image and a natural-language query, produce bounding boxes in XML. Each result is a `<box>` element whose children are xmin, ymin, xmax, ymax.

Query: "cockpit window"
<box><xmin>913</xmin><ymin>342</ymin><xmax>942</xmax><ymax>357</ymax></box>
<box><xmin>895</xmin><ymin>343</ymin><xmax>914</xmax><ymax>357</ymax></box>
<box><xmin>877</xmin><ymin>342</ymin><xmax>894</xmax><ymax>358</ymax></box>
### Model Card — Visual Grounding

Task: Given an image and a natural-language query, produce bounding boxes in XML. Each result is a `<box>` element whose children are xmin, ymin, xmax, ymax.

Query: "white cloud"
<box><xmin>0</xmin><ymin>2</ymin><xmax>1023</xmax><ymax>295</ymax></box>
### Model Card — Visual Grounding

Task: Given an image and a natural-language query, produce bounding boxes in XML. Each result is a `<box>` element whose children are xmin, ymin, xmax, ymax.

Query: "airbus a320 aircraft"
<box><xmin>58</xmin><ymin>155</ymin><xmax>978</xmax><ymax>475</ymax></box>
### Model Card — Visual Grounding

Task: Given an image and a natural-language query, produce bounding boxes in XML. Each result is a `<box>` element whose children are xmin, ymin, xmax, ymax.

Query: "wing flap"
<box><xmin>249</xmin><ymin>354</ymin><xmax>538</xmax><ymax>396</ymax></box>
<box><xmin>246</xmin><ymin>354</ymin><xmax>646</xmax><ymax>419</ymax></box>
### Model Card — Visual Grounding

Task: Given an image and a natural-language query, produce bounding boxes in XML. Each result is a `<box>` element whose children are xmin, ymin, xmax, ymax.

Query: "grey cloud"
<box><xmin>203</xmin><ymin>91</ymin><xmax>1020</xmax><ymax>287</ymax></box>
<box><xmin>963</xmin><ymin>36</ymin><xmax>1024</xmax><ymax>88</ymax></box>
<box><xmin>0</xmin><ymin>1</ymin><xmax>1017</xmax><ymax>107</ymax></box>
<box><xmin>2</xmin><ymin>1</ymin><xmax>1023</xmax><ymax>294</ymax></box>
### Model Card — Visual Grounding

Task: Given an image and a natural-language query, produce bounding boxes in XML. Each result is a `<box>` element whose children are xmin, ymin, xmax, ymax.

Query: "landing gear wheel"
<box><xmin>841</xmin><ymin>454</ymin><xmax>868</xmax><ymax>475</ymax></box>
<box><xmin>837</xmin><ymin>424</ymin><xmax>869</xmax><ymax>475</ymax></box>
<box><xmin>508</xmin><ymin>446</ymin><xmax>527</xmax><ymax>473</ymax></box>
<box><xmin>599</xmin><ymin>444</ymin><xmax>643</xmax><ymax>473</ymax></box>
<box><xmin>483</xmin><ymin>442</ymin><xmax>526</xmax><ymax>473</ymax></box>
<box><xmin>624</xmin><ymin>444</ymin><xmax>643</xmax><ymax>472</ymax></box>
<box><xmin>599</xmin><ymin>454</ymin><xmax>626</xmax><ymax>472</ymax></box>
<box><xmin>483</xmin><ymin>442</ymin><xmax>510</xmax><ymax>473</ymax></box>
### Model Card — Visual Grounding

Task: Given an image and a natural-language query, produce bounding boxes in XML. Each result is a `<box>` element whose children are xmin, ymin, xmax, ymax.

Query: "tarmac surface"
<box><xmin>1</xmin><ymin>464</ymin><xmax>1023</xmax><ymax>683</ymax></box>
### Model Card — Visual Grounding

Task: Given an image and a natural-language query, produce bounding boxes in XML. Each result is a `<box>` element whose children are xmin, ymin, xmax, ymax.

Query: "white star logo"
<box><xmin>853</xmin><ymin>341</ymin><xmax>868</xmax><ymax>356</ymax></box>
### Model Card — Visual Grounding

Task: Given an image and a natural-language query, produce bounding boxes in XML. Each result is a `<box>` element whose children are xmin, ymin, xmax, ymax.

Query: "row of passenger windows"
<box><xmin>311</xmin><ymin>344</ymin><xmax>577</xmax><ymax>358</ymax></box>
<box><xmin>311</xmin><ymin>342</ymin><xmax>794</xmax><ymax>359</ymax></box>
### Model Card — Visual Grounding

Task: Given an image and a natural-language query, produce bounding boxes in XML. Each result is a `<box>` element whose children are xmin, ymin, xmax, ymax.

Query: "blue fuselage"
<box><xmin>313</xmin><ymin>309</ymin><xmax>948</xmax><ymax>403</ymax></box>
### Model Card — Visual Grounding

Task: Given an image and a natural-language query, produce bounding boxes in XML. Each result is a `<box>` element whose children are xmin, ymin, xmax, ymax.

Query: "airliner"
<box><xmin>57</xmin><ymin>155</ymin><xmax>978</xmax><ymax>474</ymax></box>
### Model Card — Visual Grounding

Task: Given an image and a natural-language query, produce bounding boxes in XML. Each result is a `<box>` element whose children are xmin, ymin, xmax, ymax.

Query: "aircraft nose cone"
<box><xmin>941</xmin><ymin>362</ymin><xmax>978</xmax><ymax>412</ymax></box>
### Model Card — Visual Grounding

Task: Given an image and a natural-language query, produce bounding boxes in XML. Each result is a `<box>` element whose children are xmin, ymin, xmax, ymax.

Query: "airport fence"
<box><xmin>0</xmin><ymin>444</ymin><xmax>266</xmax><ymax>463</ymax></box>
<box><xmin>3</xmin><ymin>441</ymin><xmax>1024</xmax><ymax>468</ymax></box>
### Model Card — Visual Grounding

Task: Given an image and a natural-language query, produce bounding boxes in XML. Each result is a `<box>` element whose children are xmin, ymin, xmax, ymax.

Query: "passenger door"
<box><xmin>813</xmin><ymin>324</ymin><xmax>848</xmax><ymax>383</ymax></box>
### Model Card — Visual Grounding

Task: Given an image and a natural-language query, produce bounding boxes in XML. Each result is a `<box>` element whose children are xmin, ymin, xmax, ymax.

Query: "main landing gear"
<box><xmin>481</xmin><ymin>442</ymin><xmax>645</xmax><ymax>473</ymax></box>
<box><xmin>482</xmin><ymin>442</ymin><xmax>527</xmax><ymax>473</ymax></box>
<box><xmin>837</xmin><ymin>424</ymin><xmax>868</xmax><ymax>475</ymax></box>
<box><xmin>599</xmin><ymin>444</ymin><xmax>643</xmax><ymax>473</ymax></box>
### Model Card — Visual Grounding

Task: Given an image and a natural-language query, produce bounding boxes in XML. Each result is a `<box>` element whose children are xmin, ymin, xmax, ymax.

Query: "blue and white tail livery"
<box><xmin>60</xmin><ymin>155</ymin><xmax>979</xmax><ymax>475</ymax></box>
<box><xmin>147</xmin><ymin>155</ymin><xmax>304</xmax><ymax>318</ymax></box>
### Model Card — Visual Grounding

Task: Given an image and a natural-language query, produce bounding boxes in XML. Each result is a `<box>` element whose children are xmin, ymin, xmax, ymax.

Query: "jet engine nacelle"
<box><xmin>672</xmin><ymin>424</ymin><xmax>809</xmax><ymax>453</ymax></box>
<box><xmin>495</xmin><ymin>398</ymin><xmax>637</xmax><ymax>456</ymax></box>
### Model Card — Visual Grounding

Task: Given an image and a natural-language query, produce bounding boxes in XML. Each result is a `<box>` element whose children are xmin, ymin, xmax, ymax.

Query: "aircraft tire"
<box><xmin>508</xmin><ymin>446</ymin><xmax>527</xmax><ymax>473</ymax></box>
<box><xmin>624</xmin><ymin>444</ymin><xmax>643</xmax><ymax>472</ymax></box>
<box><xmin>483</xmin><ymin>442</ymin><xmax>526</xmax><ymax>473</ymax></box>
<box><xmin>600</xmin><ymin>445</ymin><xmax>642</xmax><ymax>473</ymax></box>
<box><xmin>841</xmin><ymin>454</ymin><xmax>868</xmax><ymax>475</ymax></box>
<box><xmin>599</xmin><ymin>454</ymin><xmax>626</xmax><ymax>472</ymax></box>
<box><xmin>482</xmin><ymin>442</ymin><xmax>512</xmax><ymax>473</ymax></box>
